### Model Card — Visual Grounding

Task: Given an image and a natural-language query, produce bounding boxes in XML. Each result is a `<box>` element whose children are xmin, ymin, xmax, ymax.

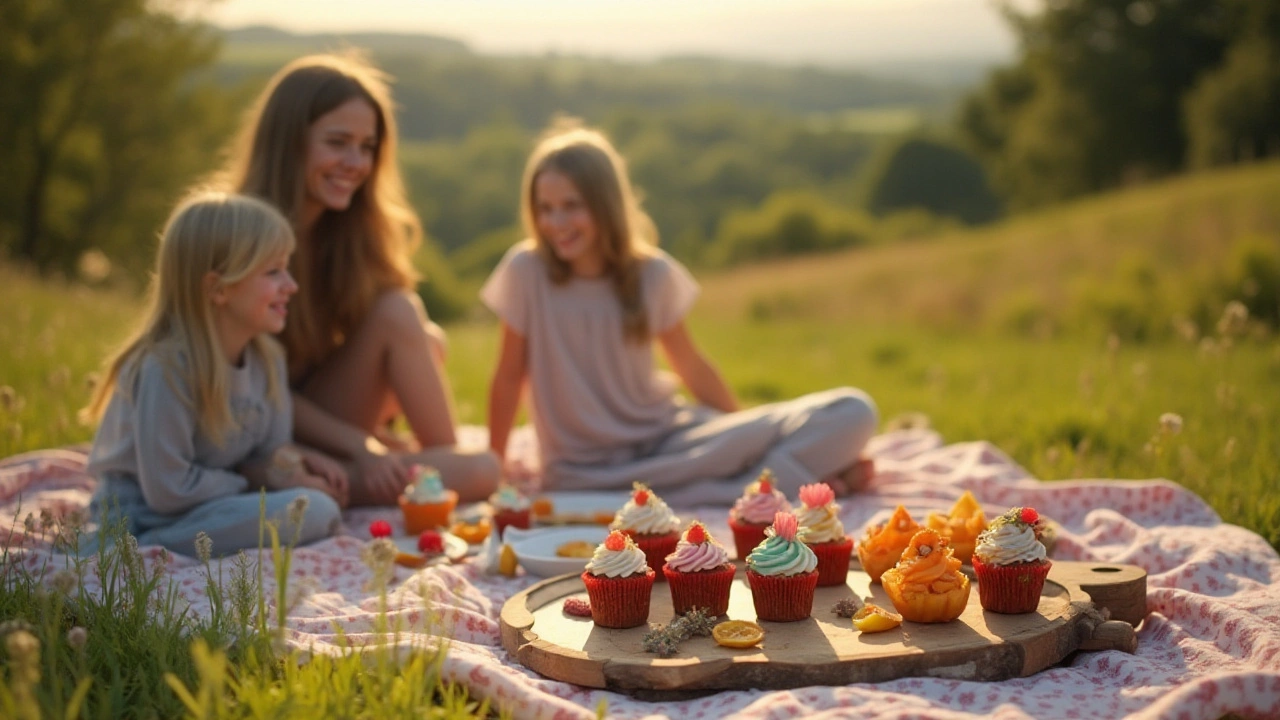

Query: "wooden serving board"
<box><xmin>500</xmin><ymin>560</ymin><xmax>1146</xmax><ymax>695</ymax></box>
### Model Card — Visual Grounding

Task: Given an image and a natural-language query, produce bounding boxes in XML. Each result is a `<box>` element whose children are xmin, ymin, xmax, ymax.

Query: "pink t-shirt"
<box><xmin>480</xmin><ymin>242</ymin><xmax>700</xmax><ymax>467</ymax></box>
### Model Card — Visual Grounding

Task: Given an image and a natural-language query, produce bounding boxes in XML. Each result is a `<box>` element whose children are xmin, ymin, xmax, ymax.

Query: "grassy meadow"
<box><xmin>3</xmin><ymin>161</ymin><xmax>1280</xmax><ymax>551</ymax></box>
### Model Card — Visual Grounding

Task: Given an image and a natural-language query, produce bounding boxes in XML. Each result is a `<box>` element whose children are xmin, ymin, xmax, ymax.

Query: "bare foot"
<box><xmin>839</xmin><ymin>456</ymin><xmax>875</xmax><ymax>495</ymax></box>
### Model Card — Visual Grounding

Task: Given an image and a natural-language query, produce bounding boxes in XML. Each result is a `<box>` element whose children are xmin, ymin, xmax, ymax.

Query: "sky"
<box><xmin>202</xmin><ymin>0</ymin><xmax>1023</xmax><ymax>67</ymax></box>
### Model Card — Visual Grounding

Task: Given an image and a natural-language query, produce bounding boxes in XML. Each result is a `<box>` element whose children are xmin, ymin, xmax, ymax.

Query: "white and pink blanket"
<box><xmin>4</xmin><ymin>428</ymin><xmax>1279</xmax><ymax>719</ymax></box>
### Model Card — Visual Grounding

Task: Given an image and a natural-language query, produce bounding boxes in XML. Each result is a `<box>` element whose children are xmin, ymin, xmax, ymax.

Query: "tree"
<box><xmin>0</xmin><ymin>0</ymin><xmax>231</xmax><ymax>276</ymax></box>
<box><xmin>862</xmin><ymin>135</ymin><xmax>1001</xmax><ymax>224</ymax></box>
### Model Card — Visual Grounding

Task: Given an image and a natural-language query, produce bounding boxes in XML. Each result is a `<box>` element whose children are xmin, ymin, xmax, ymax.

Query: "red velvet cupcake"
<box><xmin>972</xmin><ymin>507</ymin><xmax>1052</xmax><ymax>614</ymax></box>
<box><xmin>745</xmin><ymin>511</ymin><xmax>820</xmax><ymax>622</ymax></box>
<box><xmin>794</xmin><ymin>483</ymin><xmax>854</xmax><ymax>586</ymax></box>
<box><xmin>488</xmin><ymin>485</ymin><xmax>531</xmax><ymax>540</ymax></box>
<box><xmin>581</xmin><ymin>530</ymin><xmax>656</xmax><ymax>628</ymax></box>
<box><xmin>727</xmin><ymin>470</ymin><xmax>791</xmax><ymax>560</ymax></box>
<box><xmin>609</xmin><ymin>484</ymin><xmax>681</xmax><ymax>581</ymax></box>
<box><xmin>662</xmin><ymin>521</ymin><xmax>736</xmax><ymax>616</ymax></box>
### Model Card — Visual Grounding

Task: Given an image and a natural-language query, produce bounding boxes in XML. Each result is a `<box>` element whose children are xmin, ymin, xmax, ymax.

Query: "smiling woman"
<box><xmin>215</xmin><ymin>53</ymin><xmax>500</xmax><ymax>507</ymax></box>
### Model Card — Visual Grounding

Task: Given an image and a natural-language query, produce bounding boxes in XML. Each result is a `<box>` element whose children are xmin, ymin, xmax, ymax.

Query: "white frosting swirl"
<box><xmin>609</xmin><ymin>493</ymin><xmax>680</xmax><ymax>535</ymax></box>
<box><xmin>404</xmin><ymin>468</ymin><xmax>447</xmax><ymax>503</ymax></box>
<box><xmin>489</xmin><ymin>485</ymin><xmax>530</xmax><ymax>511</ymax></box>
<box><xmin>975</xmin><ymin>522</ymin><xmax>1047</xmax><ymax>565</ymax></box>
<box><xmin>795</xmin><ymin>503</ymin><xmax>845</xmax><ymax>544</ymax></box>
<box><xmin>585</xmin><ymin>541</ymin><xmax>649</xmax><ymax>578</ymax></box>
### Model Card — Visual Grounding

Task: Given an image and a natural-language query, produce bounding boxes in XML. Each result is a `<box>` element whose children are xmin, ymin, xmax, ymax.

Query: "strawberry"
<box><xmin>368</xmin><ymin>520</ymin><xmax>392</xmax><ymax>539</ymax></box>
<box><xmin>685</xmin><ymin>522</ymin><xmax>708</xmax><ymax>544</ymax></box>
<box><xmin>418</xmin><ymin>530</ymin><xmax>444</xmax><ymax>554</ymax></box>
<box><xmin>758</xmin><ymin>478</ymin><xmax>773</xmax><ymax>494</ymax></box>
<box><xmin>605</xmin><ymin>530</ymin><xmax>627</xmax><ymax>552</ymax></box>
<box><xmin>1020</xmin><ymin>507</ymin><xmax>1040</xmax><ymax>524</ymax></box>
<box><xmin>633</xmin><ymin>488</ymin><xmax>649</xmax><ymax>506</ymax></box>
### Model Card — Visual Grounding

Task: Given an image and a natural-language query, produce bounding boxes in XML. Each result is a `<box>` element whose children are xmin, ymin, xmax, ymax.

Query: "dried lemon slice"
<box><xmin>852</xmin><ymin>604</ymin><xmax>903</xmax><ymax>633</ymax></box>
<box><xmin>498</xmin><ymin>543</ymin><xmax>519</xmax><ymax>577</ymax></box>
<box><xmin>712</xmin><ymin>620</ymin><xmax>765</xmax><ymax>649</ymax></box>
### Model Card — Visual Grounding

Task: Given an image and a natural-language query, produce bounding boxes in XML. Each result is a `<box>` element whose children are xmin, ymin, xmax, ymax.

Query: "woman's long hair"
<box><xmin>521</xmin><ymin>119</ymin><xmax>657</xmax><ymax>342</ymax></box>
<box><xmin>85</xmin><ymin>191</ymin><xmax>294</xmax><ymax>445</ymax></box>
<box><xmin>217</xmin><ymin>51</ymin><xmax>421</xmax><ymax>381</ymax></box>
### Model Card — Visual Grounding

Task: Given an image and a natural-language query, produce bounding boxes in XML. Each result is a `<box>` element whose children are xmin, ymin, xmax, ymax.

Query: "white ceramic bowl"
<box><xmin>504</xmin><ymin>525</ymin><xmax>610</xmax><ymax>578</ymax></box>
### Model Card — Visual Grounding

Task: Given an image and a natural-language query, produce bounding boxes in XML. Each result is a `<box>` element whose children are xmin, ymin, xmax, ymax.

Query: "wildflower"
<box><xmin>287</xmin><ymin>494</ymin><xmax>310</xmax><ymax>527</ymax></box>
<box><xmin>66</xmin><ymin>626</ymin><xmax>87</xmax><ymax>650</ymax></box>
<box><xmin>84</xmin><ymin>372</ymin><xmax>101</xmax><ymax>393</ymax></box>
<box><xmin>1217</xmin><ymin>301</ymin><xmax>1249</xmax><ymax>338</ymax></box>
<box><xmin>23</xmin><ymin>513</ymin><xmax>36</xmax><ymax>533</ymax></box>
<box><xmin>39</xmin><ymin>509</ymin><xmax>54</xmax><ymax>531</ymax></box>
<box><xmin>1223</xmin><ymin>437</ymin><xmax>1237</xmax><ymax>460</ymax></box>
<box><xmin>49</xmin><ymin>569</ymin><xmax>78</xmax><ymax>596</ymax></box>
<box><xmin>1159</xmin><ymin>413</ymin><xmax>1183</xmax><ymax>436</ymax></box>
<box><xmin>5</xmin><ymin>629</ymin><xmax>41</xmax><ymax>688</ymax></box>
<box><xmin>1106</xmin><ymin>333</ymin><xmax>1120</xmax><ymax>354</ymax></box>
<box><xmin>48</xmin><ymin>366</ymin><xmax>71</xmax><ymax>389</ymax></box>
<box><xmin>63</xmin><ymin>507</ymin><xmax>90</xmax><ymax>531</ymax></box>
<box><xmin>195</xmin><ymin>532</ymin><xmax>213</xmax><ymax>563</ymax></box>
<box><xmin>360</xmin><ymin>537</ymin><xmax>398</xmax><ymax>592</ymax></box>
<box><xmin>0</xmin><ymin>386</ymin><xmax>15</xmax><ymax>412</ymax></box>
<box><xmin>1172</xmin><ymin>315</ymin><xmax>1198</xmax><ymax>343</ymax></box>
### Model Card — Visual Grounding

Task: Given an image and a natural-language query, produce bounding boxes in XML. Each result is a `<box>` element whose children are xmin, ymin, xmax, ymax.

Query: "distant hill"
<box><xmin>216</xmin><ymin>26</ymin><xmax>958</xmax><ymax>141</ymax></box>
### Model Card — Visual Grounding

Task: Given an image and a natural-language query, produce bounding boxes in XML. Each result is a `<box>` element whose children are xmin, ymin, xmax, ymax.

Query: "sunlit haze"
<box><xmin>203</xmin><ymin>0</ymin><xmax>1018</xmax><ymax>66</ymax></box>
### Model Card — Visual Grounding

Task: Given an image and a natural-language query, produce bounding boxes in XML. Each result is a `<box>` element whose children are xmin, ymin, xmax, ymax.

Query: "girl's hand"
<box><xmin>299</xmin><ymin>447</ymin><xmax>350</xmax><ymax>508</ymax></box>
<box><xmin>293</xmin><ymin>472</ymin><xmax>349</xmax><ymax>508</ymax></box>
<box><xmin>353</xmin><ymin>443</ymin><xmax>410</xmax><ymax>505</ymax></box>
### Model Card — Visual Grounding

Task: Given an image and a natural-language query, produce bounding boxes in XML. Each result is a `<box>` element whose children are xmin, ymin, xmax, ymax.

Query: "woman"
<box><xmin>217</xmin><ymin>52</ymin><xmax>499</xmax><ymax>505</ymax></box>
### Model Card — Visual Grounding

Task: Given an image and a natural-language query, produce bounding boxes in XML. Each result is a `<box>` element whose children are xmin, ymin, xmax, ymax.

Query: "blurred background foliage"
<box><xmin>2</xmin><ymin>0</ymin><xmax>1279</xmax><ymax>329</ymax></box>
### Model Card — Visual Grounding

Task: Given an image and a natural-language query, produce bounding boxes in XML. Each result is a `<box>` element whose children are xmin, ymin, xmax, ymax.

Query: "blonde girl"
<box><xmin>483</xmin><ymin>121</ymin><xmax>878</xmax><ymax>505</ymax></box>
<box><xmin>86</xmin><ymin>191</ymin><xmax>345</xmax><ymax>556</ymax></box>
<box><xmin>218</xmin><ymin>53</ymin><xmax>499</xmax><ymax>505</ymax></box>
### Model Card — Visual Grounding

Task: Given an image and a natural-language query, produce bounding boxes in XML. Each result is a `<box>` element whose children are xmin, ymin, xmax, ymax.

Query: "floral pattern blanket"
<box><xmin>3</xmin><ymin>428</ymin><xmax>1279</xmax><ymax>719</ymax></box>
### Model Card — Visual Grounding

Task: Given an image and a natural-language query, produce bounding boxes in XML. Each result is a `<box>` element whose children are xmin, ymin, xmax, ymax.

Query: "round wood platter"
<box><xmin>500</xmin><ymin>560</ymin><xmax>1146</xmax><ymax>694</ymax></box>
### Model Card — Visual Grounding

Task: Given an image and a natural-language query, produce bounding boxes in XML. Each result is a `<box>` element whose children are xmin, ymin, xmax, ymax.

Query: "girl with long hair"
<box><xmin>85</xmin><ymin>191</ymin><xmax>345</xmax><ymax>556</ymax></box>
<box><xmin>218</xmin><ymin>53</ymin><xmax>499</xmax><ymax>505</ymax></box>
<box><xmin>483</xmin><ymin>121</ymin><xmax>878</xmax><ymax>505</ymax></box>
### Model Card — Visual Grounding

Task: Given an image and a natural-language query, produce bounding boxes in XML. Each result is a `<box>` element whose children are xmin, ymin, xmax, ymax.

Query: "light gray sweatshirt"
<box><xmin>88</xmin><ymin>342</ymin><xmax>291</xmax><ymax>515</ymax></box>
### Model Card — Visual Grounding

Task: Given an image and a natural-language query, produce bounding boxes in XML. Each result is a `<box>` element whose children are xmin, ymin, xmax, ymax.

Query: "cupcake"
<box><xmin>609</xmin><ymin>484</ymin><xmax>681</xmax><ymax>581</ymax></box>
<box><xmin>581</xmin><ymin>530</ymin><xmax>657</xmax><ymax>628</ymax></box>
<box><xmin>971</xmin><ymin>506</ymin><xmax>1052</xmax><ymax>614</ymax></box>
<box><xmin>398</xmin><ymin>465</ymin><xmax>457</xmax><ymax>534</ymax></box>
<box><xmin>925</xmin><ymin>490</ymin><xmax>987</xmax><ymax>565</ymax></box>
<box><xmin>728</xmin><ymin>469</ymin><xmax>791</xmax><ymax>560</ymax></box>
<box><xmin>880</xmin><ymin>528</ymin><xmax>971</xmax><ymax>623</ymax></box>
<box><xmin>662</xmin><ymin>521</ymin><xmax>736</xmax><ymax>616</ymax></box>
<box><xmin>489</xmin><ymin>484</ymin><xmax>532</xmax><ymax>540</ymax></box>
<box><xmin>795</xmin><ymin>483</ymin><xmax>853</xmax><ymax>586</ymax></box>
<box><xmin>745</xmin><ymin>511</ymin><xmax>819</xmax><ymax>622</ymax></box>
<box><xmin>856</xmin><ymin>505</ymin><xmax>921</xmax><ymax>583</ymax></box>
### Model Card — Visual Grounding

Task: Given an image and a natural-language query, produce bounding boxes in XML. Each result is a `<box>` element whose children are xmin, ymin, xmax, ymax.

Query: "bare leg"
<box><xmin>302</xmin><ymin>290</ymin><xmax>457</xmax><ymax>447</ymax></box>
<box><xmin>822</xmin><ymin>457</ymin><xmax>875</xmax><ymax>497</ymax></box>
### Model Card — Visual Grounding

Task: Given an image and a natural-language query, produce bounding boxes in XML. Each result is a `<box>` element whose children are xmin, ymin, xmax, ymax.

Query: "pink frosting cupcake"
<box><xmin>728</xmin><ymin>469</ymin><xmax>791</xmax><ymax>559</ymax></box>
<box><xmin>662</xmin><ymin>521</ymin><xmax>736</xmax><ymax>616</ymax></box>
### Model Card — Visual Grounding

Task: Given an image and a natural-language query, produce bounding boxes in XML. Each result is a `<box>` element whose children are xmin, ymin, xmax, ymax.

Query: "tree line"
<box><xmin>3</xmin><ymin>0</ymin><xmax>1276</xmax><ymax>320</ymax></box>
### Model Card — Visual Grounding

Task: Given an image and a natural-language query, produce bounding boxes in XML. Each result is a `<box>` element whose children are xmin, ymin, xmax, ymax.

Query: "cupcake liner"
<box><xmin>627</xmin><ymin>532</ymin><xmax>679</xmax><ymax>582</ymax></box>
<box><xmin>581</xmin><ymin>569</ymin><xmax>656</xmax><ymax>628</ymax></box>
<box><xmin>746</xmin><ymin>569</ymin><xmax>819</xmax><ymax>622</ymax></box>
<box><xmin>807</xmin><ymin>538</ymin><xmax>854</xmax><ymax>586</ymax></box>
<box><xmin>399</xmin><ymin>491</ymin><xmax>458</xmax><ymax>535</ymax></box>
<box><xmin>728</xmin><ymin>516</ymin><xmax>770</xmax><ymax>560</ymax></box>
<box><xmin>972</xmin><ymin>556</ymin><xmax>1052</xmax><ymax>614</ymax></box>
<box><xmin>662</xmin><ymin>563</ymin><xmax>736</xmax><ymax>616</ymax></box>
<box><xmin>492</xmin><ymin>508</ymin><xmax>531</xmax><ymax>540</ymax></box>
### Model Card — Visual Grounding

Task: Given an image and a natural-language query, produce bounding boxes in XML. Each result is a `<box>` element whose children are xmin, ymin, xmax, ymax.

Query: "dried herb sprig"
<box><xmin>642</xmin><ymin>607</ymin><xmax>717</xmax><ymax>657</ymax></box>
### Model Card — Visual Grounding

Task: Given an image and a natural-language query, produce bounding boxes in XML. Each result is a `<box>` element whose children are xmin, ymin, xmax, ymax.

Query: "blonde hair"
<box><xmin>522</xmin><ymin>119</ymin><xmax>657</xmax><ymax>342</ymax></box>
<box><xmin>85</xmin><ymin>191</ymin><xmax>295</xmax><ymax>445</ymax></box>
<box><xmin>217</xmin><ymin>52</ymin><xmax>421</xmax><ymax>381</ymax></box>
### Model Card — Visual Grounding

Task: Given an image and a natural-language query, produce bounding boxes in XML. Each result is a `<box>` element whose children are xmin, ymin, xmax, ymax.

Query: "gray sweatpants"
<box><xmin>86</xmin><ymin>474</ymin><xmax>342</xmax><ymax>558</ymax></box>
<box><xmin>544</xmin><ymin>387</ymin><xmax>878</xmax><ymax>506</ymax></box>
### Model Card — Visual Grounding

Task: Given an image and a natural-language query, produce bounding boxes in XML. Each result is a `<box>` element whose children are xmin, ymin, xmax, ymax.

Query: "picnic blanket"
<box><xmin>4</xmin><ymin>428</ymin><xmax>1280</xmax><ymax>719</ymax></box>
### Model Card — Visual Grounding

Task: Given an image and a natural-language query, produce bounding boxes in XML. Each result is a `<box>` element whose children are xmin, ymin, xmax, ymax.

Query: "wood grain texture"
<box><xmin>499</xmin><ymin>560</ymin><xmax>1146</xmax><ymax>693</ymax></box>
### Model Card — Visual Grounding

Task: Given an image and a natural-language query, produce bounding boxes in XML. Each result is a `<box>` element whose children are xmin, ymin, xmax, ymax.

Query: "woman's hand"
<box><xmin>352</xmin><ymin>439</ymin><xmax>410</xmax><ymax>505</ymax></box>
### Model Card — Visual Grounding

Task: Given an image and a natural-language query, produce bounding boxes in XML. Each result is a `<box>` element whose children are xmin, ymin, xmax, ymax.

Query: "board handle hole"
<box><xmin>1091</xmin><ymin>566</ymin><xmax>1122</xmax><ymax>573</ymax></box>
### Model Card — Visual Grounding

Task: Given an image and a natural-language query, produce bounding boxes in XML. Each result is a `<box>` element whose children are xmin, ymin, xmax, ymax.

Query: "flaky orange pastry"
<box><xmin>857</xmin><ymin>506</ymin><xmax>921</xmax><ymax>583</ymax></box>
<box><xmin>925</xmin><ymin>490</ymin><xmax>986</xmax><ymax>564</ymax></box>
<box><xmin>880</xmin><ymin>528</ymin><xmax>971</xmax><ymax>623</ymax></box>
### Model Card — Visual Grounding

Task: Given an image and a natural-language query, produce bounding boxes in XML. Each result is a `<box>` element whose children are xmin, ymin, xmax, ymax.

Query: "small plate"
<box><xmin>503</xmin><ymin>525</ymin><xmax>610</xmax><ymax>578</ymax></box>
<box><xmin>393</xmin><ymin>532</ymin><xmax>468</xmax><ymax>567</ymax></box>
